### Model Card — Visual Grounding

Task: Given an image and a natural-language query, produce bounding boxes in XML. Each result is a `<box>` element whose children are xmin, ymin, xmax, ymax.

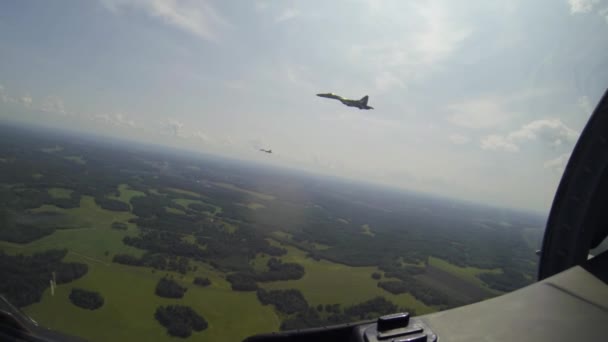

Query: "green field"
<box><xmin>166</xmin><ymin>187</ymin><xmax>201</xmax><ymax>198</ymax></box>
<box><xmin>23</xmin><ymin>257</ymin><xmax>279</xmax><ymax>342</ymax></box>
<box><xmin>238</xmin><ymin>202</ymin><xmax>266</xmax><ymax>210</ymax></box>
<box><xmin>361</xmin><ymin>224</ymin><xmax>375</xmax><ymax>237</ymax></box>
<box><xmin>212</xmin><ymin>182</ymin><xmax>275</xmax><ymax>201</ymax></box>
<box><xmin>64</xmin><ymin>155</ymin><xmax>86</xmax><ymax>165</ymax></box>
<box><xmin>172</xmin><ymin>198</ymin><xmax>221</xmax><ymax>214</ymax></box>
<box><xmin>428</xmin><ymin>256</ymin><xmax>502</xmax><ymax>293</ymax></box>
<box><xmin>109</xmin><ymin>184</ymin><xmax>146</xmax><ymax>205</ymax></box>
<box><xmin>0</xmin><ymin>186</ymin><xmax>506</xmax><ymax>340</ymax></box>
<box><xmin>259</xmin><ymin>242</ymin><xmax>434</xmax><ymax>315</ymax></box>
<box><xmin>48</xmin><ymin>187</ymin><xmax>73</xmax><ymax>199</ymax></box>
<box><xmin>166</xmin><ymin>207</ymin><xmax>187</xmax><ymax>215</ymax></box>
<box><xmin>40</xmin><ymin>146</ymin><xmax>63</xmax><ymax>153</ymax></box>
<box><xmin>1</xmin><ymin>195</ymin><xmax>280</xmax><ymax>341</ymax></box>
<box><xmin>1</xmin><ymin>196</ymin><xmax>141</xmax><ymax>259</ymax></box>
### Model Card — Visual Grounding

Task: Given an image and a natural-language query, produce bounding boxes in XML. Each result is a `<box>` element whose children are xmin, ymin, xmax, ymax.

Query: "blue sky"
<box><xmin>1</xmin><ymin>0</ymin><xmax>607</xmax><ymax>212</ymax></box>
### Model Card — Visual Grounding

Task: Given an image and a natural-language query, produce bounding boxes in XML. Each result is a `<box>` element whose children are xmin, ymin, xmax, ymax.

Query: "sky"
<box><xmin>1</xmin><ymin>0</ymin><xmax>607</xmax><ymax>213</ymax></box>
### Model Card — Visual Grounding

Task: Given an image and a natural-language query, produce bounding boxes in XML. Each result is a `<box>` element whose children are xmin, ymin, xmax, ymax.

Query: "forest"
<box><xmin>0</xmin><ymin>249</ymin><xmax>88</xmax><ymax>307</ymax></box>
<box><xmin>0</xmin><ymin>124</ymin><xmax>546</xmax><ymax>339</ymax></box>
<box><xmin>69</xmin><ymin>288</ymin><xmax>104</xmax><ymax>310</ymax></box>
<box><xmin>155</xmin><ymin>277</ymin><xmax>188</xmax><ymax>299</ymax></box>
<box><xmin>155</xmin><ymin>305</ymin><xmax>208</xmax><ymax>338</ymax></box>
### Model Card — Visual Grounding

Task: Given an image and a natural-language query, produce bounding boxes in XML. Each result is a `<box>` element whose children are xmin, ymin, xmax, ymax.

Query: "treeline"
<box><xmin>256</xmin><ymin>258</ymin><xmax>305</xmax><ymax>282</ymax></box>
<box><xmin>113</xmin><ymin>253</ymin><xmax>190</xmax><ymax>274</ymax></box>
<box><xmin>95</xmin><ymin>196</ymin><xmax>131</xmax><ymax>211</ymax></box>
<box><xmin>111</xmin><ymin>222</ymin><xmax>128</xmax><ymax>230</ymax></box>
<box><xmin>187</xmin><ymin>203</ymin><xmax>216</xmax><ymax>213</ymax></box>
<box><xmin>374</xmin><ymin>262</ymin><xmax>454</xmax><ymax>306</ymax></box>
<box><xmin>123</xmin><ymin>198</ymin><xmax>287</xmax><ymax>272</ymax></box>
<box><xmin>155</xmin><ymin>277</ymin><xmax>187</xmax><ymax>299</ymax></box>
<box><xmin>0</xmin><ymin>249</ymin><xmax>88</xmax><ymax>307</ymax></box>
<box><xmin>226</xmin><ymin>273</ymin><xmax>258</xmax><ymax>291</ymax></box>
<box><xmin>123</xmin><ymin>231</ymin><xmax>206</xmax><ymax>260</ymax></box>
<box><xmin>279</xmin><ymin>296</ymin><xmax>406</xmax><ymax>331</ymax></box>
<box><xmin>69</xmin><ymin>288</ymin><xmax>104</xmax><ymax>310</ymax></box>
<box><xmin>226</xmin><ymin>259</ymin><xmax>306</xmax><ymax>291</ymax></box>
<box><xmin>377</xmin><ymin>279</ymin><xmax>452</xmax><ymax>306</ymax></box>
<box><xmin>257</xmin><ymin>289</ymin><xmax>308</xmax><ymax>314</ymax></box>
<box><xmin>0</xmin><ymin>222</ymin><xmax>55</xmax><ymax>243</ymax></box>
<box><xmin>155</xmin><ymin>305</ymin><xmax>208</xmax><ymax>338</ymax></box>
<box><xmin>193</xmin><ymin>277</ymin><xmax>211</xmax><ymax>287</ymax></box>
<box><xmin>477</xmin><ymin>268</ymin><xmax>530</xmax><ymax>292</ymax></box>
<box><xmin>0</xmin><ymin>208</ymin><xmax>72</xmax><ymax>243</ymax></box>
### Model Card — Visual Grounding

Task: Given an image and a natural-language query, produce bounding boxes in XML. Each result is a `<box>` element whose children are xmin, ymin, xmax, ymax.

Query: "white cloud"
<box><xmin>101</xmin><ymin>0</ymin><xmax>230</xmax><ymax>41</ymax></box>
<box><xmin>544</xmin><ymin>153</ymin><xmax>571</xmax><ymax>173</ymax></box>
<box><xmin>374</xmin><ymin>72</ymin><xmax>405</xmax><ymax>93</ymax></box>
<box><xmin>600</xmin><ymin>6</ymin><xmax>608</xmax><ymax>23</ymax></box>
<box><xmin>164</xmin><ymin>118</ymin><xmax>184</xmax><ymax>137</ymax></box>
<box><xmin>507</xmin><ymin>119</ymin><xmax>579</xmax><ymax>144</ymax></box>
<box><xmin>447</xmin><ymin>98</ymin><xmax>511</xmax><ymax>129</ymax></box>
<box><xmin>114</xmin><ymin>113</ymin><xmax>136</xmax><ymax>127</ymax></box>
<box><xmin>255</xmin><ymin>1</ymin><xmax>269</xmax><ymax>12</ymax></box>
<box><xmin>481</xmin><ymin>119</ymin><xmax>579</xmax><ymax>152</ymax></box>
<box><xmin>194</xmin><ymin>130</ymin><xmax>213</xmax><ymax>143</ymax></box>
<box><xmin>578</xmin><ymin>95</ymin><xmax>592</xmax><ymax>114</ymax></box>
<box><xmin>568</xmin><ymin>0</ymin><xmax>599</xmax><ymax>14</ymax></box>
<box><xmin>481</xmin><ymin>134</ymin><xmax>519</xmax><ymax>152</ymax></box>
<box><xmin>447</xmin><ymin>88</ymin><xmax>557</xmax><ymax>129</ymax></box>
<box><xmin>349</xmin><ymin>1</ymin><xmax>472</xmax><ymax>84</ymax></box>
<box><xmin>20</xmin><ymin>96</ymin><xmax>33</xmax><ymax>107</ymax></box>
<box><xmin>448</xmin><ymin>134</ymin><xmax>471</xmax><ymax>145</ymax></box>
<box><xmin>275</xmin><ymin>8</ymin><xmax>300</xmax><ymax>22</ymax></box>
<box><xmin>95</xmin><ymin>113</ymin><xmax>136</xmax><ymax>127</ymax></box>
<box><xmin>224</xmin><ymin>79</ymin><xmax>246</xmax><ymax>90</ymax></box>
<box><xmin>0</xmin><ymin>84</ymin><xmax>16</xmax><ymax>103</ymax></box>
<box><xmin>40</xmin><ymin>96</ymin><xmax>67</xmax><ymax>115</ymax></box>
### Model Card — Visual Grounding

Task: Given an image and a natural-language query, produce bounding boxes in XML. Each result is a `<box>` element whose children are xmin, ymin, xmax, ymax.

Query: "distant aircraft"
<box><xmin>316</xmin><ymin>93</ymin><xmax>374</xmax><ymax>110</ymax></box>
<box><xmin>259</xmin><ymin>149</ymin><xmax>272</xmax><ymax>154</ymax></box>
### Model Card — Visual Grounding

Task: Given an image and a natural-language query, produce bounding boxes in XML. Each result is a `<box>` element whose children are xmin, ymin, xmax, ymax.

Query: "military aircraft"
<box><xmin>259</xmin><ymin>148</ymin><xmax>272</xmax><ymax>154</ymax></box>
<box><xmin>316</xmin><ymin>93</ymin><xmax>374</xmax><ymax>110</ymax></box>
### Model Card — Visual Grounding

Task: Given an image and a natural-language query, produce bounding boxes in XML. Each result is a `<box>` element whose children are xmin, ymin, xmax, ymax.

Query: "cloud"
<box><xmin>448</xmin><ymin>134</ymin><xmax>471</xmax><ymax>145</ymax></box>
<box><xmin>164</xmin><ymin>118</ymin><xmax>184</xmax><ymax>137</ymax></box>
<box><xmin>600</xmin><ymin>6</ymin><xmax>608</xmax><ymax>22</ymax></box>
<box><xmin>0</xmin><ymin>84</ymin><xmax>16</xmax><ymax>103</ymax></box>
<box><xmin>568</xmin><ymin>0</ymin><xmax>599</xmax><ymax>14</ymax></box>
<box><xmin>94</xmin><ymin>113</ymin><xmax>136</xmax><ymax>127</ymax></box>
<box><xmin>507</xmin><ymin>119</ymin><xmax>579</xmax><ymax>145</ymax></box>
<box><xmin>350</xmin><ymin>1</ymin><xmax>472</xmax><ymax>82</ymax></box>
<box><xmin>578</xmin><ymin>95</ymin><xmax>592</xmax><ymax>115</ymax></box>
<box><xmin>544</xmin><ymin>153</ymin><xmax>571</xmax><ymax>173</ymax></box>
<box><xmin>224</xmin><ymin>79</ymin><xmax>246</xmax><ymax>90</ymax></box>
<box><xmin>194</xmin><ymin>130</ymin><xmax>213</xmax><ymax>143</ymax></box>
<box><xmin>447</xmin><ymin>98</ymin><xmax>511</xmax><ymax>129</ymax></box>
<box><xmin>100</xmin><ymin>0</ymin><xmax>230</xmax><ymax>41</ymax></box>
<box><xmin>447</xmin><ymin>88</ymin><xmax>557</xmax><ymax>129</ymax></box>
<box><xmin>481</xmin><ymin>134</ymin><xmax>519</xmax><ymax>152</ymax></box>
<box><xmin>374</xmin><ymin>72</ymin><xmax>405</xmax><ymax>93</ymax></box>
<box><xmin>255</xmin><ymin>1</ymin><xmax>269</xmax><ymax>12</ymax></box>
<box><xmin>275</xmin><ymin>8</ymin><xmax>300</xmax><ymax>22</ymax></box>
<box><xmin>20</xmin><ymin>96</ymin><xmax>33</xmax><ymax>107</ymax></box>
<box><xmin>40</xmin><ymin>96</ymin><xmax>67</xmax><ymax>115</ymax></box>
<box><xmin>481</xmin><ymin>119</ymin><xmax>579</xmax><ymax>152</ymax></box>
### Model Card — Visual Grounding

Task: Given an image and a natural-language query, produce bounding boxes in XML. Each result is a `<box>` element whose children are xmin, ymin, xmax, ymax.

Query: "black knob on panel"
<box><xmin>377</xmin><ymin>312</ymin><xmax>410</xmax><ymax>332</ymax></box>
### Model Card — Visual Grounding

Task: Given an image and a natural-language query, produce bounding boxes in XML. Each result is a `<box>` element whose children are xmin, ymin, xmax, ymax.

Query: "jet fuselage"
<box><xmin>316</xmin><ymin>93</ymin><xmax>373</xmax><ymax>110</ymax></box>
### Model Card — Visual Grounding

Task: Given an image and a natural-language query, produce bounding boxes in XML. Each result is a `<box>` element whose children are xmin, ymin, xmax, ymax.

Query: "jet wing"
<box><xmin>316</xmin><ymin>93</ymin><xmax>345</xmax><ymax>101</ymax></box>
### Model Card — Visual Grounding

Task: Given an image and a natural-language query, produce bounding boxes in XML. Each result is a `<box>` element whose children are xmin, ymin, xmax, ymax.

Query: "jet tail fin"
<box><xmin>360</xmin><ymin>95</ymin><xmax>369</xmax><ymax>105</ymax></box>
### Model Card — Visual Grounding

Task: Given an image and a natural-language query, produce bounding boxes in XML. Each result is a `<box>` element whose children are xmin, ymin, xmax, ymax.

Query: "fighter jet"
<box><xmin>259</xmin><ymin>149</ymin><xmax>272</xmax><ymax>154</ymax></box>
<box><xmin>316</xmin><ymin>93</ymin><xmax>374</xmax><ymax>110</ymax></box>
